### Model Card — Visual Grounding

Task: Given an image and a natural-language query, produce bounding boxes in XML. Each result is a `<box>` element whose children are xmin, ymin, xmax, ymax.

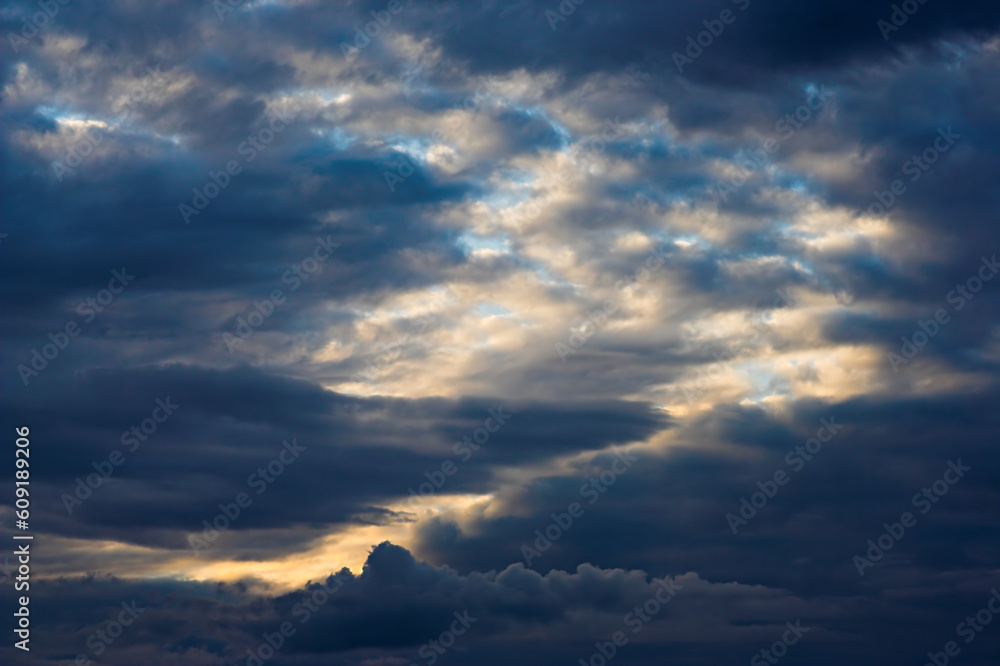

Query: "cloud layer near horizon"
<box><xmin>2</xmin><ymin>1</ymin><xmax>1000</xmax><ymax>664</ymax></box>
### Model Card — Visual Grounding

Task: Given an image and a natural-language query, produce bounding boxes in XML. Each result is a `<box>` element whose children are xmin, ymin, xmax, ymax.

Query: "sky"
<box><xmin>1</xmin><ymin>0</ymin><xmax>1000</xmax><ymax>664</ymax></box>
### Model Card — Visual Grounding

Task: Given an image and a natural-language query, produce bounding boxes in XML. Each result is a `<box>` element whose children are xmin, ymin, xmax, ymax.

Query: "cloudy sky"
<box><xmin>2</xmin><ymin>0</ymin><xmax>1000</xmax><ymax>664</ymax></box>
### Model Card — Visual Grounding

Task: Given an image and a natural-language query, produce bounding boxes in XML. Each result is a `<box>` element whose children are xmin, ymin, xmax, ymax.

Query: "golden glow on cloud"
<box><xmin>33</xmin><ymin>494</ymin><xmax>495</xmax><ymax>591</ymax></box>
<box><xmin>21</xmin><ymin>41</ymin><xmax>985</xmax><ymax>596</ymax></box>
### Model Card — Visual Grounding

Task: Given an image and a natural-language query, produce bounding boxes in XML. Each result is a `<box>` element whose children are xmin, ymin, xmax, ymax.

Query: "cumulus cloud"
<box><xmin>2</xmin><ymin>1</ymin><xmax>999</xmax><ymax>664</ymax></box>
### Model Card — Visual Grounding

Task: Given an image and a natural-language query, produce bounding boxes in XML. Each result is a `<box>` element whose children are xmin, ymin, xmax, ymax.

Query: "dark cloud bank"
<box><xmin>2</xmin><ymin>1</ymin><xmax>1000</xmax><ymax>664</ymax></box>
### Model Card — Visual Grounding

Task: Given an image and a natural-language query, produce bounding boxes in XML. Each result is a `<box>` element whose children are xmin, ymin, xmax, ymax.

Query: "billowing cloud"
<box><xmin>2</xmin><ymin>1</ymin><xmax>999</xmax><ymax>664</ymax></box>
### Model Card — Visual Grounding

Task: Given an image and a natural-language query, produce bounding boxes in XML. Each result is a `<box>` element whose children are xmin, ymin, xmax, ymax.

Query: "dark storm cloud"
<box><xmin>2</xmin><ymin>1</ymin><xmax>1000</xmax><ymax>665</ymax></box>
<box><xmin>412</xmin><ymin>392</ymin><xmax>1000</xmax><ymax>586</ymax></box>
<box><xmin>387</xmin><ymin>0</ymin><xmax>1000</xmax><ymax>84</ymax></box>
<box><xmin>2</xmin><ymin>540</ymin><xmax>998</xmax><ymax>666</ymax></box>
<box><xmin>410</xmin><ymin>391</ymin><xmax>1000</xmax><ymax>664</ymax></box>
<box><xmin>0</xmin><ymin>364</ymin><xmax>666</xmax><ymax>553</ymax></box>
